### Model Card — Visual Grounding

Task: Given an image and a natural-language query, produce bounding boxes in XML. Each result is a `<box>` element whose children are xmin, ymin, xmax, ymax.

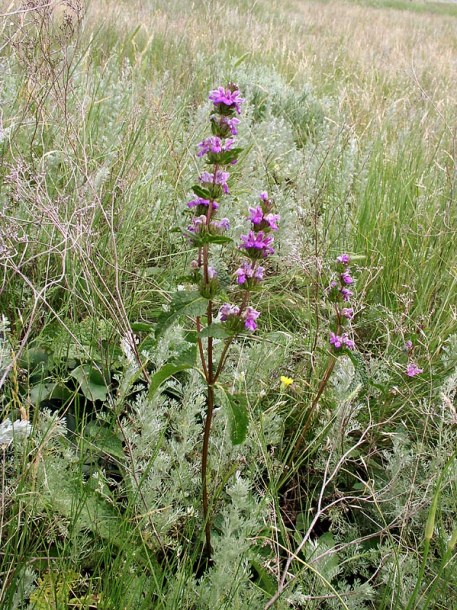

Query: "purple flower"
<box><xmin>207</xmin><ymin>266</ymin><xmax>217</xmax><ymax>280</ymax></box>
<box><xmin>248</xmin><ymin>203</ymin><xmax>280</xmax><ymax>231</ymax></box>
<box><xmin>209</xmin><ymin>87</ymin><xmax>245</xmax><ymax>114</ymax></box>
<box><xmin>340</xmin><ymin>287</ymin><xmax>353</xmax><ymax>302</ymax></box>
<box><xmin>341</xmin><ymin>271</ymin><xmax>354</xmax><ymax>285</ymax></box>
<box><xmin>188</xmin><ymin>215</ymin><xmax>207</xmax><ymax>234</ymax></box>
<box><xmin>330</xmin><ymin>332</ymin><xmax>343</xmax><ymax>349</ymax></box>
<box><xmin>264</xmin><ymin>213</ymin><xmax>280</xmax><ymax>231</ymax></box>
<box><xmin>343</xmin><ymin>336</ymin><xmax>356</xmax><ymax>350</ymax></box>
<box><xmin>337</xmin><ymin>254</ymin><xmax>351</xmax><ymax>265</ymax></box>
<box><xmin>220</xmin><ymin>116</ymin><xmax>240</xmax><ymax>135</ymax></box>
<box><xmin>235</xmin><ymin>262</ymin><xmax>264</xmax><ymax>285</ymax></box>
<box><xmin>242</xmin><ymin>306</ymin><xmax>260</xmax><ymax>331</ymax></box>
<box><xmin>406</xmin><ymin>363</ymin><xmax>423</xmax><ymax>377</ymax></box>
<box><xmin>341</xmin><ymin>308</ymin><xmax>354</xmax><ymax>320</ymax></box>
<box><xmin>197</xmin><ymin>136</ymin><xmax>235</xmax><ymax>157</ymax></box>
<box><xmin>211</xmin><ymin>217</ymin><xmax>230</xmax><ymax>231</ymax></box>
<box><xmin>219</xmin><ymin>303</ymin><xmax>240</xmax><ymax>321</ymax></box>
<box><xmin>187</xmin><ymin>197</ymin><xmax>219</xmax><ymax>210</ymax></box>
<box><xmin>200</xmin><ymin>170</ymin><xmax>230</xmax><ymax>194</ymax></box>
<box><xmin>330</xmin><ymin>332</ymin><xmax>355</xmax><ymax>350</ymax></box>
<box><xmin>405</xmin><ymin>340</ymin><xmax>413</xmax><ymax>351</ymax></box>
<box><xmin>197</xmin><ymin>136</ymin><xmax>222</xmax><ymax>157</ymax></box>
<box><xmin>240</xmin><ymin>231</ymin><xmax>275</xmax><ymax>258</ymax></box>
<box><xmin>248</xmin><ymin>206</ymin><xmax>264</xmax><ymax>225</ymax></box>
<box><xmin>259</xmin><ymin>191</ymin><xmax>269</xmax><ymax>202</ymax></box>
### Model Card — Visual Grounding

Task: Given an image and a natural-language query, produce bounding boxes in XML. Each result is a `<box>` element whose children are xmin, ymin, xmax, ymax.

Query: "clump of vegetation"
<box><xmin>1</xmin><ymin>0</ymin><xmax>456</xmax><ymax>608</ymax></box>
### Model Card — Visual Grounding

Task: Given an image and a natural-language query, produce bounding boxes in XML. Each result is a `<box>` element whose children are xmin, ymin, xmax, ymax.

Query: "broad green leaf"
<box><xmin>30</xmin><ymin>382</ymin><xmax>72</xmax><ymax>405</ymax></box>
<box><xmin>182</xmin><ymin>231</ymin><xmax>233</xmax><ymax>248</ymax></box>
<box><xmin>250</xmin><ymin>559</ymin><xmax>277</xmax><ymax>595</ymax></box>
<box><xmin>70</xmin><ymin>364</ymin><xmax>109</xmax><ymax>402</ymax></box>
<box><xmin>84</xmin><ymin>421</ymin><xmax>125</xmax><ymax>461</ymax></box>
<box><xmin>218</xmin><ymin>388</ymin><xmax>249</xmax><ymax>445</ymax></box>
<box><xmin>198</xmin><ymin>323</ymin><xmax>231</xmax><ymax>339</ymax></box>
<box><xmin>205</xmin><ymin>234</ymin><xmax>233</xmax><ymax>245</ymax></box>
<box><xmin>191</xmin><ymin>184</ymin><xmax>211</xmax><ymax>199</ymax></box>
<box><xmin>20</xmin><ymin>347</ymin><xmax>52</xmax><ymax>380</ymax></box>
<box><xmin>148</xmin><ymin>344</ymin><xmax>197</xmax><ymax>399</ymax></box>
<box><xmin>155</xmin><ymin>291</ymin><xmax>208</xmax><ymax>337</ymax></box>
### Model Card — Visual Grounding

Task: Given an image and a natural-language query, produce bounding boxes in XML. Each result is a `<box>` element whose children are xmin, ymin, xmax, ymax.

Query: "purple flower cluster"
<box><xmin>330</xmin><ymin>332</ymin><xmax>355</xmax><ymax>350</ymax></box>
<box><xmin>219</xmin><ymin>303</ymin><xmax>240</xmax><ymax>320</ymax></box>
<box><xmin>235</xmin><ymin>261</ymin><xmax>264</xmax><ymax>285</ymax></box>
<box><xmin>209</xmin><ymin>84</ymin><xmax>244</xmax><ymax>137</ymax></box>
<box><xmin>341</xmin><ymin>308</ymin><xmax>354</xmax><ymax>320</ymax></box>
<box><xmin>243</xmin><ymin>306</ymin><xmax>260</xmax><ymax>331</ymax></box>
<box><xmin>218</xmin><ymin>303</ymin><xmax>260</xmax><ymax>332</ymax></box>
<box><xmin>240</xmin><ymin>192</ymin><xmax>280</xmax><ymax>260</ymax></box>
<box><xmin>248</xmin><ymin>206</ymin><xmax>280</xmax><ymax>231</ymax></box>
<box><xmin>187</xmin><ymin>197</ymin><xmax>219</xmax><ymax>213</ymax></box>
<box><xmin>199</xmin><ymin>170</ymin><xmax>230</xmax><ymax>195</ymax></box>
<box><xmin>406</xmin><ymin>362</ymin><xmax>423</xmax><ymax>377</ymax></box>
<box><xmin>337</xmin><ymin>254</ymin><xmax>351</xmax><ymax>265</ymax></box>
<box><xmin>184</xmin><ymin>85</ymin><xmax>270</xmax><ymax>336</ymax></box>
<box><xmin>187</xmin><ymin>215</ymin><xmax>230</xmax><ymax>237</ymax></box>
<box><xmin>209</xmin><ymin>86</ymin><xmax>245</xmax><ymax>114</ymax></box>
<box><xmin>329</xmin><ymin>253</ymin><xmax>356</xmax><ymax>303</ymax></box>
<box><xmin>240</xmin><ymin>230</ymin><xmax>275</xmax><ymax>258</ymax></box>
<box><xmin>220</xmin><ymin>116</ymin><xmax>240</xmax><ymax>136</ymax></box>
<box><xmin>403</xmin><ymin>340</ymin><xmax>423</xmax><ymax>377</ymax></box>
<box><xmin>328</xmin><ymin>253</ymin><xmax>356</xmax><ymax>351</ymax></box>
<box><xmin>197</xmin><ymin>136</ymin><xmax>235</xmax><ymax>158</ymax></box>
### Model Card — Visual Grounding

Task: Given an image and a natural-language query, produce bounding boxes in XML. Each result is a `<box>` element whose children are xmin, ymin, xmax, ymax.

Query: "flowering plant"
<box><xmin>157</xmin><ymin>84</ymin><xmax>280</xmax><ymax>556</ymax></box>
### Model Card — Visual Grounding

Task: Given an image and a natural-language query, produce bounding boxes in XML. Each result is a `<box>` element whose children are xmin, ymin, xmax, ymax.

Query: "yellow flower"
<box><xmin>280</xmin><ymin>375</ymin><xmax>294</xmax><ymax>388</ymax></box>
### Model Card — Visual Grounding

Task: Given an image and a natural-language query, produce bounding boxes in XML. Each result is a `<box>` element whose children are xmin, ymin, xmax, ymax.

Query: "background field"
<box><xmin>1</xmin><ymin>0</ymin><xmax>456</xmax><ymax>608</ymax></box>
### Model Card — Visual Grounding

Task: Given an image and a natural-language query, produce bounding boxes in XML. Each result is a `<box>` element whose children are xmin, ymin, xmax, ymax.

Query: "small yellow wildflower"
<box><xmin>280</xmin><ymin>375</ymin><xmax>294</xmax><ymax>388</ymax></box>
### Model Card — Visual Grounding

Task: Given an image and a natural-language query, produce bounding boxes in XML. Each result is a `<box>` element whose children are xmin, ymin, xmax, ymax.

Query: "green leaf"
<box><xmin>36</xmin><ymin>457</ymin><xmax>163</xmax><ymax>585</ymax></box>
<box><xmin>206</xmin><ymin>148</ymin><xmax>243</xmax><ymax>165</ymax></box>
<box><xmin>250</xmin><ymin>559</ymin><xmax>277</xmax><ymax>595</ymax></box>
<box><xmin>205</xmin><ymin>234</ymin><xmax>233</xmax><ymax>245</ymax></box>
<box><xmin>346</xmin><ymin>350</ymin><xmax>369</xmax><ymax>392</ymax></box>
<box><xmin>84</xmin><ymin>421</ymin><xmax>125</xmax><ymax>461</ymax></box>
<box><xmin>30</xmin><ymin>382</ymin><xmax>72</xmax><ymax>405</ymax></box>
<box><xmin>233</xmin><ymin>52</ymin><xmax>251</xmax><ymax>67</ymax></box>
<box><xmin>191</xmin><ymin>184</ymin><xmax>211</xmax><ymax>199</ymax></box>
<box><xmin>130</xmin><ymin>322</ymin><xmax>154</xmax><ymax>333</ymax></box>
<box><xmin>198</xmin><ymin>323</ymin><xmax>231</xmax><ymax>339</ymax></box>
<box><xmin>155</xmin><ymin>291</ymin><xmax>207</xmax><ymax>337</ymax></box>
<box><xmin>218</xmin><ymin>388</ymin><xmax>249</xmax><ymax>445</ymax></box>
<box><xmin>148</xmin><ymin>344</ymin><xmax>197</xmax><ymax>399</ymax></box>
<box><xmin>20</xmin><ymin>347</ymin><xmax>52</xmax><ymax>378</ymax></box>
<box><xmin>184</xmin><ymin>330</ymin><xmax>199</xmax><ymax>344</ymax></box>
<box><xmin>70</xmin><ymin>364</ymin><xmax>109</xmax><ymax>402</ymax></box>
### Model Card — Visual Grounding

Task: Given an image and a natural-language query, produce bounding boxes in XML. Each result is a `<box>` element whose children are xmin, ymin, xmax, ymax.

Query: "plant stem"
<box><xmin>201</xmin><ymin>376</ymin><xmax>214</xmax><ymax>556</ymax></box>
<box><xmin>201</xmin><ymin>233</ymin><xmax>214</xmax><ymax>554</ymax></box>
<box><xmin>293</xmin><ymin>312</ymin><xmax>341</xmax><ymax>459</ymax></box>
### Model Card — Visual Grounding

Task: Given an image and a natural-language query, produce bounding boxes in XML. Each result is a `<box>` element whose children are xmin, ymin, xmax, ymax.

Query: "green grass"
<box><xmin>352</xmin><ymin>0</ymin><xmax>457</xmax><ymax>17</ymax></box>
<box><xmin>0</xmin><ymin>0</ymin><xmax>456</xmax><ymax>608</ymax></box>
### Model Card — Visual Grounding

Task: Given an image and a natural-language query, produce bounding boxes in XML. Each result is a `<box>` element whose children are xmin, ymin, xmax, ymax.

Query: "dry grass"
<box><xmin>80</xmin><ymin>0</ymin><xmax>456</xmax><ymax>135</ymax></box>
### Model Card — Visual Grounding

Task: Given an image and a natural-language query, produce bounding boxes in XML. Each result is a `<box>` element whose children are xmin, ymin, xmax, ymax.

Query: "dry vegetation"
<box><xmin>1</xmin><ymin>0</ymin><xmax>456</xmax><ymax>608</ymax></box>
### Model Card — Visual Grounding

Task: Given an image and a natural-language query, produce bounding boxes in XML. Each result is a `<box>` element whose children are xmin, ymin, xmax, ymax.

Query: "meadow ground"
<box><xmin>0</xmin><ymin>0</ymin><xmax>456</xmax><ymax>608</ymax></box>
